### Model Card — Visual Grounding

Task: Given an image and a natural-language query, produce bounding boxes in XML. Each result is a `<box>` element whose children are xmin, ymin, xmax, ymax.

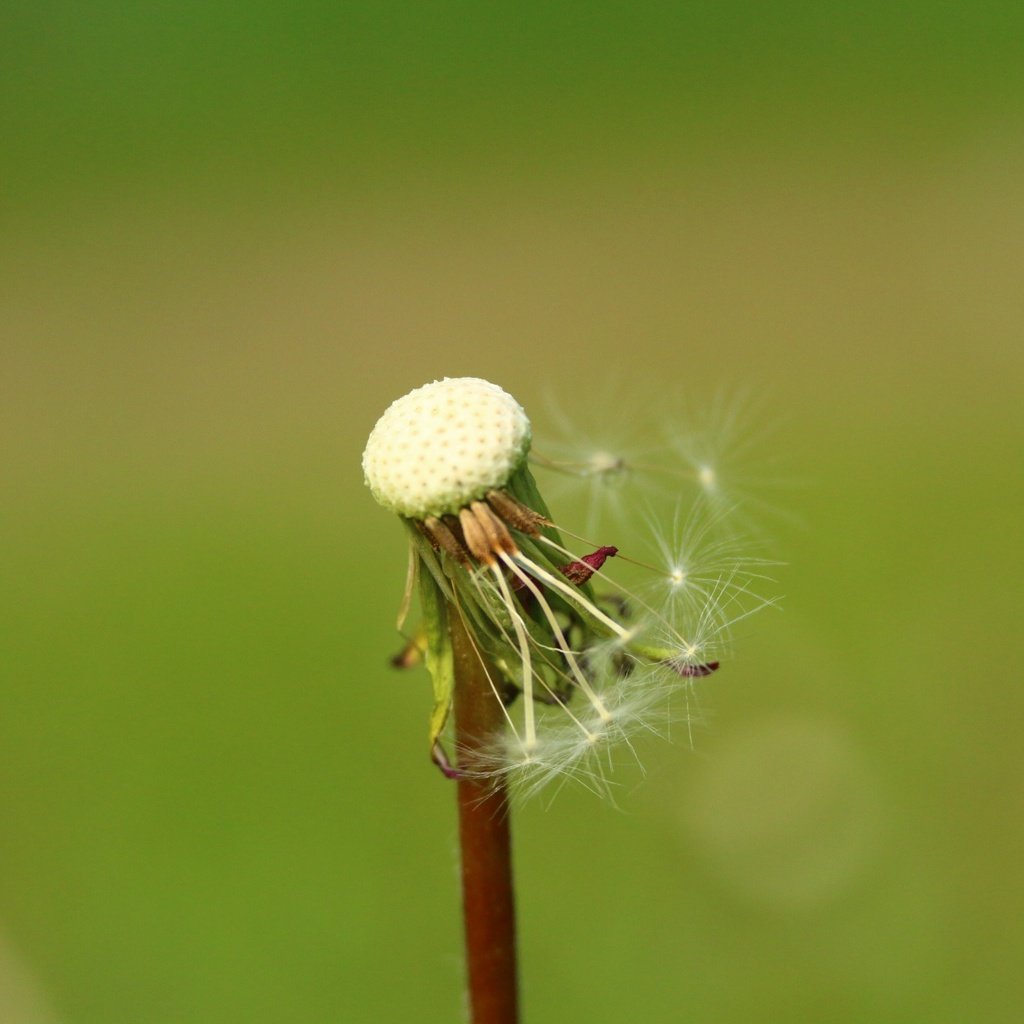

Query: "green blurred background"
<box><xmin>2</xmin><ymin>3</ymin><xmax>1022</xmax><ymax>1022</ymax></box>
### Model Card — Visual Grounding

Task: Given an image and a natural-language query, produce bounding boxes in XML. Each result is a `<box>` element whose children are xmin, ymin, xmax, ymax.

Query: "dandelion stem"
<box><xmin>451</xmin><ymin>607</ymin><xmax>520</xmax><ymax>1024</ymax></box>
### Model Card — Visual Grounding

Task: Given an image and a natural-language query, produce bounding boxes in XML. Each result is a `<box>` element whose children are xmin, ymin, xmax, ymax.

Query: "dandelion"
<box><xmin>362</xmin><ymin>376</ymin><xmax>775</xmax><ymax>1024</ymax></box>
<box><xmin>363</xmin><ymin>377</ymin><xmax>767</xmax><ymax>795</ymax></box>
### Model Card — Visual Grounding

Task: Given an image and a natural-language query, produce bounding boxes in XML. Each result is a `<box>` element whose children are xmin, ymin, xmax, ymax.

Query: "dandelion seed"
<box><xmin>664</xmin><ymin>386</ymin><xmax>799</xmax><ymax>531</ymax></box>
<box><xmin>363</xmin><ymin>377</ymin><xmax>773</xmax><ymax>796</ymax></box>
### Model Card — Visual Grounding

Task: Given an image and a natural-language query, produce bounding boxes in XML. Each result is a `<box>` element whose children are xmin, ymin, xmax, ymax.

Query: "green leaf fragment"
<box><xmin>417</xmin><ymin>558</ymin><xmax>455</xmax><ymax>753</ymax></box>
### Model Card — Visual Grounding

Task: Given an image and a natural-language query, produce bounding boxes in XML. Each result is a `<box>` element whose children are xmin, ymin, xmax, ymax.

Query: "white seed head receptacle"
<box><xmin>363</xmin><ymin>377</ymin><xmax>532</xmax><ymax>519</ymax></box>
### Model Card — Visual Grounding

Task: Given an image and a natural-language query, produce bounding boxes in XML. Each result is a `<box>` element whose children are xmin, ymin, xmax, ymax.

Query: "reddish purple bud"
<box><xmin>670</xmin><ymin>660</ymin><xmax>719</xmax><ymax>677</ymax></box>
<box><xmin>559</xmin><ymin>546</ymin><xmax>618</xmax><ymax>585</ymax></box>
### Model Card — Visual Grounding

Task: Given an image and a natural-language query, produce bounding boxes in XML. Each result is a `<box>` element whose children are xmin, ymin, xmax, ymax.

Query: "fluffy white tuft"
<box><xmin>462</xmin><ymin>659</ymin><xmax>702</xmax><ymax>803</ymax></box>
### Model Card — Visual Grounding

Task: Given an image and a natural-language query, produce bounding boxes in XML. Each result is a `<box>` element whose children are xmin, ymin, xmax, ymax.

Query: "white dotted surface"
<box><xmin>362</xmin><ymin>377</ymin><xmax>531</xmax><ymax>518</ymax></box>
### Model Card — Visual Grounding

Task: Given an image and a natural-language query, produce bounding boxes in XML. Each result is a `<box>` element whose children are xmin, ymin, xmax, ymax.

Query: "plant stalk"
<box><xmin>450</xmin><ymin>608</ymin><xmax>520</xmax><ymax>1024</ymax></box>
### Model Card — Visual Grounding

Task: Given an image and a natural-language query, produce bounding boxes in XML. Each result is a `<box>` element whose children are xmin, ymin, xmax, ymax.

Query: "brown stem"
<box><xmin>450</xmin><ymin>607</ymin><xmax>520</xmax><ymax>1024</ymax></box>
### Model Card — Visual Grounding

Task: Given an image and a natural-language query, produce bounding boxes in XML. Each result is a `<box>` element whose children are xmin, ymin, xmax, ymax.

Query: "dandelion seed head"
<box><xmin>365</xmin><ymin>376</ymin><xmax>779</xmax><ymax>800</ymax></box>
<box><xmin>362</xmin><ymin>377</ymin><xmax>531</xmax><ymax>518</ymax></box>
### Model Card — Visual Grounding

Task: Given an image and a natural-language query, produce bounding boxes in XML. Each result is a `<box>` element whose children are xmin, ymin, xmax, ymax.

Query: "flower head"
<box><xmin>363</xmin><ymin>377</ymin><xmax>531</xmax><ymax>518</ymax></box>
<box><xmin>363</xmin><ymin>377</ymin><xmax>772</xmax><ymax>798</ymax></box>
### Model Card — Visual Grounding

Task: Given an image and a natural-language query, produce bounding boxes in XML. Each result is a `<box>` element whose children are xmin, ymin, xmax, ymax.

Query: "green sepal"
<box><xmin>417</xmin><ymin>554</ymin><xmax>455</xmax><ymax>753</ymax></box>
<box><xmin>405</xmin><ymin>521</ymin><xmax>454</xmax><ymax>604</ymax></box>
<box><xmin>507</xmin><ymin>465</ymin><xmax>563</xmax><ymax>545</ymax></box>
<box><xmin>631</xmin><ymin>642</ymin><xmax>680</xmax><ymax>662</ymax></box>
